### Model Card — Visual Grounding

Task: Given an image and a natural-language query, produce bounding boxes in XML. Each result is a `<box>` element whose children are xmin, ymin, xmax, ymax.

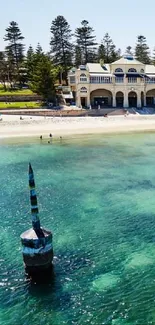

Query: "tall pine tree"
<box><xmin>135</xmin><ymin>35</ymin><xmax>150</xmax><ymax>64</ymax></box>
<box><xmin>36</xmin><ymin>43</ymin><xmax>43</xmax><ymax>55</ymax></box>
<box><xmin>0</xmin><ymin>51</ymin><xmax>8</xmax><ymax>90</ymax></box>
<box><xmin>50</xmin><ymin>15</ymin><xmax>73</xmax><ymax>84</ymax></box>
<box><xmin>110</xmin><ymin>47</ymin><xmax>121</xmax><ymax>62</ymax></box>
<box><xmin>26</xmin><ymin>45</ymin><xmax>34</xmax><ymax>81</ymax></box>
<box><xmin>98</xmin><ymin>33</ymin><xmax>119</xmax><ymax>63</ymax></box>
<box><xmin>152</xmin><ymin>47</ymin><xmax>155</xmax><ymax>65</ymax></box>
<box><xmin>125</xmin><ymin>46</ymin><xmax>133</xmax><ymax>56</ymax></box>
<box><xmin>5</xmin><ymin>48</ymin><xmax>16</xmax><ymax>87</ymax></box>
<box><xmin>74</xmin><ymin>45</ymin><xmax>82</xmax><ymax>67</ymax></box>
<box><xmin>4</xmin><ymin>21</ymin><xmax>25</xmax><ymax>73</ymax></box>
<box><xmin>30</xmin><ymin>54</ymin><xmax>55</xmax><ymax>100</ymax></box>
<box><xmin>75</xmin><ymin>20</ymin><xmax>97</xmax><ymax>64</ymax></box>
<box><xmin>97</xmin><ymin>44</ymin><xmax>106</xmax><ymax>62</ymax></box>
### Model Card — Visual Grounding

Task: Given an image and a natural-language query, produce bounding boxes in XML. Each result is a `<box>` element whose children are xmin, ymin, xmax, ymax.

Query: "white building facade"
<box><xmin>68</xmin><ymin>56</ymin><xmax>155</xmax><ymax>109</ymax></box>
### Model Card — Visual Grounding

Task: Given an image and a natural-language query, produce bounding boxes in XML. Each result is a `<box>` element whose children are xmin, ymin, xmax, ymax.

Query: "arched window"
<box><xmin>128</xmin><ymin>68</ymin><xmax>137</xmax><ymax>73</ymax></box>
<box><xmin>80</xmin><ymin>74</ymin><xmax>87</xmax><ymax>82</ymax></box>
<box><xmin>140</xmin><ymin>69</ymin><xmax>144</xmax><ymax>73</ymax></box>
<box><xmin>80</xmin><ymin>87</ymin><xmax>87</xmax><ymax>93</ymax></box>
<box><xmin>115</xmin><ymin>68</ymin><xmax>123</xmax><ymax>73</ymax></box>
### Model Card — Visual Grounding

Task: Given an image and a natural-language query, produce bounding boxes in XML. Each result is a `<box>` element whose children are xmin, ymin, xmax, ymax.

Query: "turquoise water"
<box><xmin>1</xmin><ymin>133</ymin><xmax>155</xmax><ymax>325</ymax></box>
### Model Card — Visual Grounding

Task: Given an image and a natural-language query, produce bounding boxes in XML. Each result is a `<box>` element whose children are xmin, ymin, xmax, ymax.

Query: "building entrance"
<box><xmin>128</xmin><ymin>92</ymin><xmax>137</xmax><ymax>108</ymax></box>
<box><xmin>116</xmin><ymin>92</ymin><xmax>124</xmax><ymax>107</ymax></box>
<box><xmin>81</xmin><ymin>97</ymin><xmax>87</xmax><ymax>108</ymax></box>
<box><xmin>93</xmin><ymin>97</ymin><xmax>108</xmax><ymax>108</ymax></box>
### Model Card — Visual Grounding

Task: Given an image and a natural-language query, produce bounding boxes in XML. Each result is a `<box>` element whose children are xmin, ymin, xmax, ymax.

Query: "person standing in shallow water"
<box><xmin>40</xmin><ymin>135</ymin><xmax>42</xmax><ymax>140</ymax></box>
<box><xmin>49</xmin><ymin>134</ymin><xmax>53</xmax><ymax>143</ymax></box>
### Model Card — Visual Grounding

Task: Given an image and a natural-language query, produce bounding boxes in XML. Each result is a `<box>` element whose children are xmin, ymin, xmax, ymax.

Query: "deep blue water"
<box><xmin>1</xmin><ymin>133</ymin><xmax>155</xmax><ymax>324</ymax></box>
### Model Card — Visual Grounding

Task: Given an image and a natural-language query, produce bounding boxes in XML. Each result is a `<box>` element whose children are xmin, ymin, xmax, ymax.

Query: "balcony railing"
<box><xmin>145</xmin><ymin>79</ymin><xmax>155</xmax><ymax>84</ymax></box>
<box><xmin>90</xmin><ymin>77</ymin><xmax>112</xmax><ymax>84</ymax></box>
<box><xmin>128</xmin><ymin>77</ymin><xmax>137</xmax><ymax>83</ymax></box>
<box><xmin>115</xmin><ymin>77</ymin><xmax>124</xmax><ymax>83</ymax></box>
<box><xmin>80</xmin><ymin>78</ymin><xmax>88</xmax><ymax>82</ymax></box>
<box><xmin>76</xmin><ymin>75</ymin><xmax>155</xmax><ymax>85</ymax></box>
<box><xmin>69</xmin><ymin>77</ymin><xmax>76</xmax><ymax>84</ymax></box>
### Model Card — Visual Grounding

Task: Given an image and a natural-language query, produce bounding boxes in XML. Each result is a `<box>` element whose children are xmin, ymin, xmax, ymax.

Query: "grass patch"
<box><xmin>0</xmin><ymin>88</ymin><xmax>34</xmax><ymax>96</ymax></box>
<box><xmin>0</xmin><ymin>102</ymin><xmax>43</xmax><ymax>109</ymax></box>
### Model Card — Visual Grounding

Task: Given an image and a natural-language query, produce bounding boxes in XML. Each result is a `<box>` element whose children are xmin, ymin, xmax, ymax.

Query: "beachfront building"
<box><xmin>68</xmin><ymin>55</ymin><xmax>155</xmax><ymax>109</ymax></box>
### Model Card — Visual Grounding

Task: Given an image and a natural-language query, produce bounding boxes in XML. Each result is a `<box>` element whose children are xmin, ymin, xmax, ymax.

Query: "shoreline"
<box><xmin>1</xmin><ymin>114</ymin><xmax>155</xmax><ymax>141</ymax></box>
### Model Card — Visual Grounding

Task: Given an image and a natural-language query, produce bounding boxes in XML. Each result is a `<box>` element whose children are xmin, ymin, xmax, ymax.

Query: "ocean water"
<box><xmin>1</xmin><ymin>133</ymin><xmax>155</xmax><ymax>325</ymax></box>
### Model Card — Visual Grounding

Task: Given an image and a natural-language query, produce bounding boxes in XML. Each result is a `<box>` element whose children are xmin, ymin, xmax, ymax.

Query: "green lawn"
<box><xmin>0</xmin><ymin>88</ymin><xmax>34</xmax><ymax>96</ymax></box>
<box><xmin>0</xmin><ymin>102</ymin><xmax>43</xmax><ymax>109</ymax></box>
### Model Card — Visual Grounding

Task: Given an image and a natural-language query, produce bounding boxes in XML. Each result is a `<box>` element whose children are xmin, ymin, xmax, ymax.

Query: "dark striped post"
<box><xmin>29</xmin><ymin>163</ymin><xmax>41</xmax><ymax>231</ymax></box>
<box><xmin>20</xmin><ymin>164</ymin><xmax>53</xmax><ymax>274</ymax></box>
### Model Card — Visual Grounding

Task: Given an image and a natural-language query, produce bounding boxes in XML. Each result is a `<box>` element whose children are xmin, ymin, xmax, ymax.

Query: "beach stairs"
<box><xmin>136</xmin><ymin>107</ymin><xmax>155</xmax><ymax>115</ymax></box>
<box><xmin>88</xmin><ymin>108</ymin><xmax>137</xmax><ymax>116</ymax></box>
<box><xmin>127</xmin><ymin>108</ymin><xmax>137</xmax><ymax>115</ymax></box>
<box><xmin>108</xmin><ymin>109</ymin><xmax>128</xmax><ymax>116</ymax></box>
<box><xmin>88</xmin><ymin>108</ymin><xmax>122</xmax><ymax>116</ymax></box>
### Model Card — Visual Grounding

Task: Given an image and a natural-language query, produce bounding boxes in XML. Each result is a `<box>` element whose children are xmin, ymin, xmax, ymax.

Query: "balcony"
<box><xmin>115</xmin><ymin>77</ymin><xmax>124</xmax><ymax>83</ymax></box>
<box><xmin>128</xmin><ymin>77</ymin><xmax>137</xmax><ymax>84</ymax></box>
<box><xmin>69</xmin><ymin>76</ymin><xmax>76</xmax><ymax>84</ymax></box>
<box><xmin>90</xmin><ymin>77</ymin><xmax>112</xmax><ymax>84</ymax></box>
<box><xmin>145</xmin><ymin>79</ymin><xmax>155</xmax><ymax>84</ymax></box>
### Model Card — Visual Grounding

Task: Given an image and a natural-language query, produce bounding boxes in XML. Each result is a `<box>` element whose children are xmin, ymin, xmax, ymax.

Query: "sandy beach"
<box><xmin>0</xmin><ymin>114</ymin><xmax>155</xmax><ymax>139</ymax></box>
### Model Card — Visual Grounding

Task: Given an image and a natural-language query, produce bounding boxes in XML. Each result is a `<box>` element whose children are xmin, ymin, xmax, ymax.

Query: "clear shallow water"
<box><xmin>1</xmin><ymin>133</ymin><xmax>155</xmax><ymax>324</ymax></box>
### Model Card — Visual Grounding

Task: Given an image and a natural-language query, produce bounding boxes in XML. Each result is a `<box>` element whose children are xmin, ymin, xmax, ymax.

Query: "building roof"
<box><xmin>111</xmin><ymin>57</ymin><xmax>143</xmax><ymax>65</ymax></box>
<box><xmin>73</xmin><ymin>59</ymin><xmax>155</xmax><ymax>76</ymax></box>
<box><xmin>87</xmin><ymin>63</ymin><xmax>110</xmax><ymax>74</ymax></box>
<box><xmin>68</xmin><ymin>67</ymin><xmax>77</xmax><ymax>75</ymax></box>
<box><xmin>145</xmin><ymin>65</ymin><xmax>155</xmax><ymax>74</ymax></box>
